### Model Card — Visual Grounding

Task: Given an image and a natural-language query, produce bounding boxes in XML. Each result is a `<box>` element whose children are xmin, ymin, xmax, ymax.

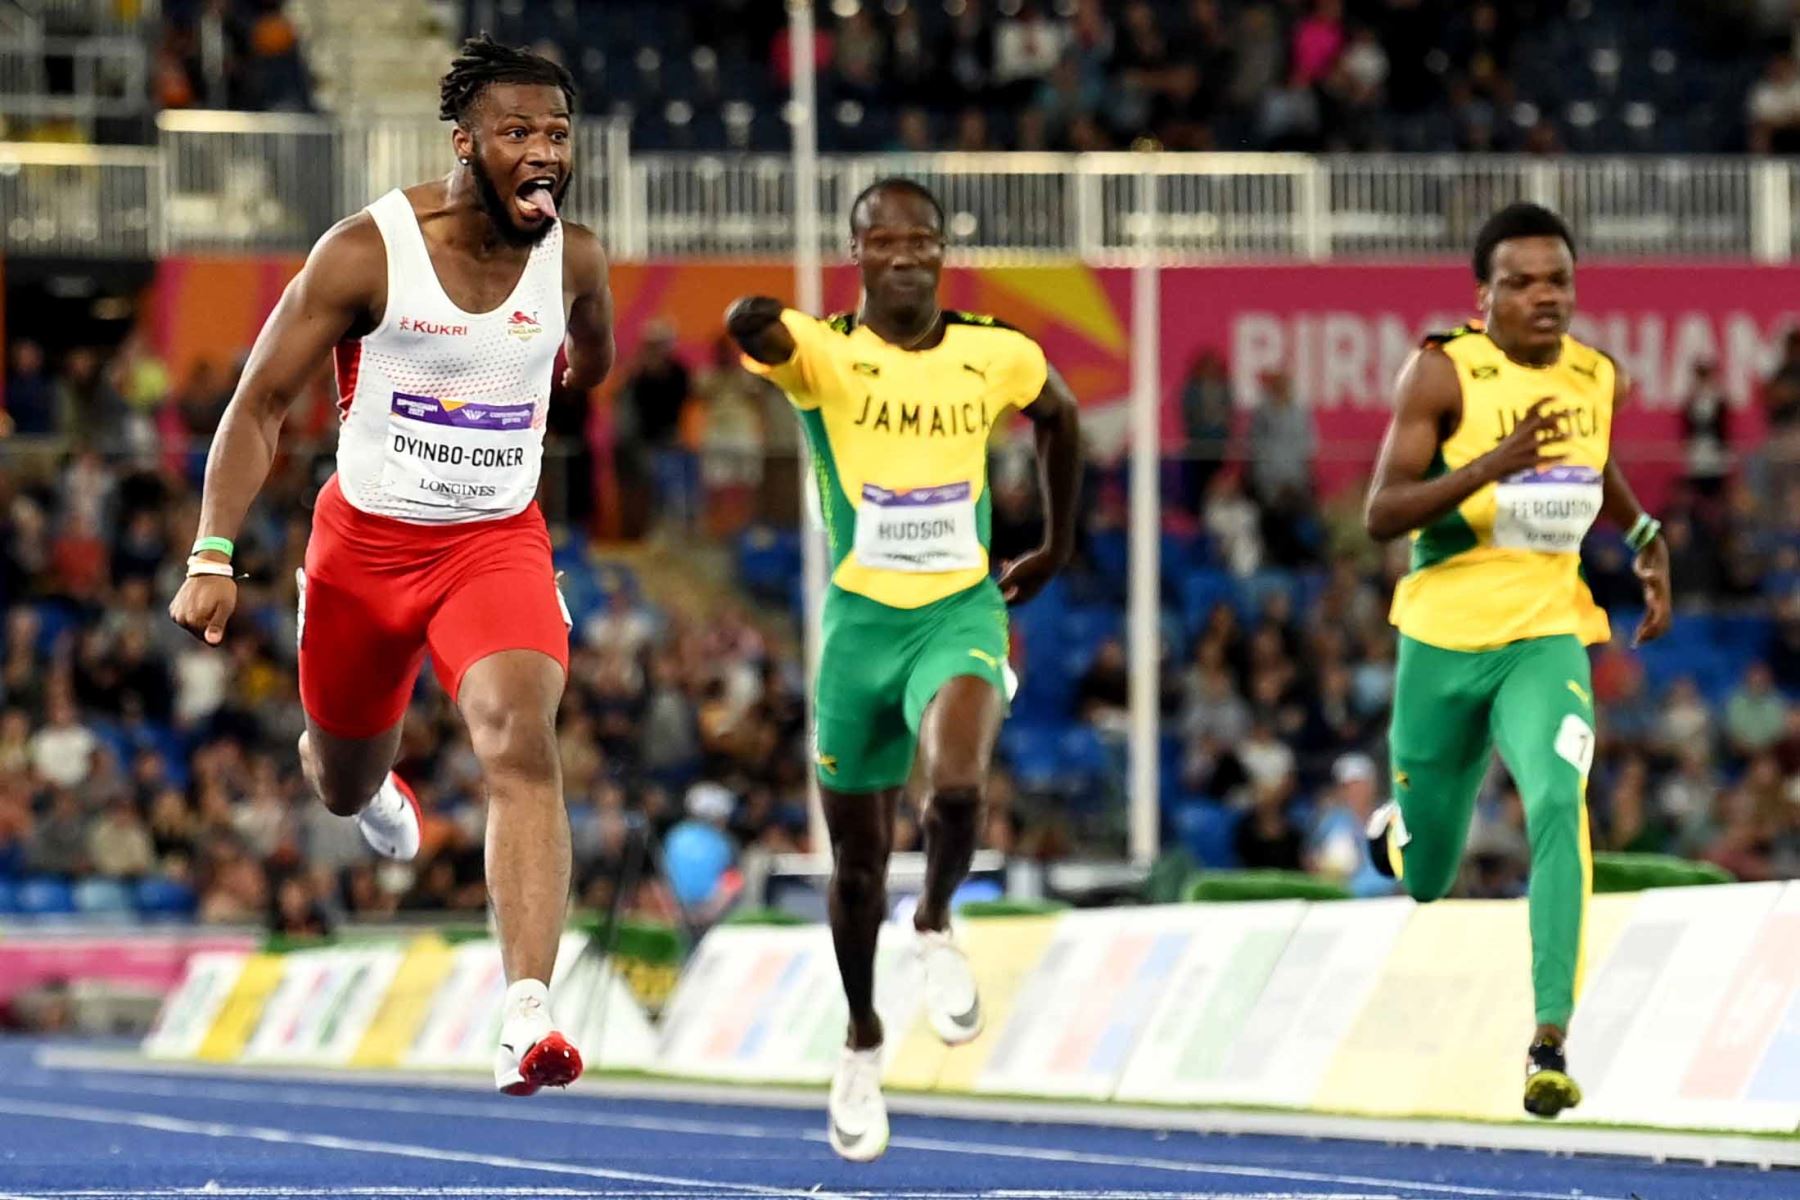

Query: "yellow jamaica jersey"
<box><xmin>745</xmin><ymin>307</ymin><xmax>1048</xmax><ymax>609</ymax></box>
<box><xmin>1389</xmin><ymin>326</ymin><xmax>1615</xmax><ymax>651</ymax></box>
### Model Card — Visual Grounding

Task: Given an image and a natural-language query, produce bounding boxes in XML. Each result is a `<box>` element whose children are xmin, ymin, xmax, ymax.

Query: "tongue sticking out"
<box><xmin>520</xmin><ymin>184</ymin><xmax>558</xmax><ymax>221</ymax></box>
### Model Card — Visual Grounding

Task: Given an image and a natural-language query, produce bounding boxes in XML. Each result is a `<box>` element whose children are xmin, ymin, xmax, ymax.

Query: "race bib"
<box><xmin>853</xmin><ymin>482</ymin><xmax>984</xmax><ymax>573</ymax></box>
<box><xmin>380</xmin><ymin>390</ymin><xmax>541</xmax><ymax>511</ymax></box>
<box><xmin>1493</xmin><ymin>465</ymin><xmax>1602</xmax><ymax>554</ymax></box>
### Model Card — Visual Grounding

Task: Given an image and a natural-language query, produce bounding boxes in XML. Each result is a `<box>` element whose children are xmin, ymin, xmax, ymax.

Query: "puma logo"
<box><xmin>1566</xmin><ymin>680</ymin><xmax>1591</xmax><ymax>708</ymax></box>
<box><xmin>1570</xmin><ymin>359</ymin><xmax>1598</xmax><ymax>380</ymax></box>
<box><xmin>967</xmin><ymin>648</ymin><xmax>1001</xmax><ymax>670</ymax></box>
<box><xmin>962</xmin><ymin>363</ymin><xmax>988</xmax><ymax>381</ymax></box>
<box><xmin>1470</xmin><ymin>365</ymin><xmax>1499</xmax><ymax>380</ymax></box>
<box><xmin>853</xmin><ymin>362</ymin><xmax>880</xmax><ymax>377</ymax></box>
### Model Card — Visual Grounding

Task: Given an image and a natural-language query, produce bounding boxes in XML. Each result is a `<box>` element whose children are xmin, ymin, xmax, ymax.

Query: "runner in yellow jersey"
<box><xmin>1364</xmin><ymin>202</ymin><xmax>1673</xmax><ymax>1118</ymax></box>
<box><xmin>725</xmin><ymin>178</ymin><xmax>1081</xmax><ymax>1161</ymax></box>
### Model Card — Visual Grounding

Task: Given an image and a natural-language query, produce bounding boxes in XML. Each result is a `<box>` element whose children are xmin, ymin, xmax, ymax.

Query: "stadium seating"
<box><xmin>475</xmin><ymin>0</ymin><xmax>1753</xmax><ymax>155</ymax></box>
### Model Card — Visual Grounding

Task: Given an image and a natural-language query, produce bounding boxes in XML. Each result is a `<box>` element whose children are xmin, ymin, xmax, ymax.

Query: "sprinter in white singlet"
<box><xmin>167</xmin><ymin>37</ymin><xmax>615</xmax><ymax>1097</ymax></box>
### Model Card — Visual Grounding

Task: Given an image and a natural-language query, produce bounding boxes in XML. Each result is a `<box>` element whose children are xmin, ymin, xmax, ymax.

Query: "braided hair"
<box><xmin>438</xmin><ymin>34</ymin><xmax>577</xmax><ymax>126</ymax></box>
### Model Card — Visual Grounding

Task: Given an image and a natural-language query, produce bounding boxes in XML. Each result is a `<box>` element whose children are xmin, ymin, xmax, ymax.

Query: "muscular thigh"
<box><xmin>1490</xmin><ymin>635</ymin><xmax>1596</xmax><ymax>797</ymax></box>
<box><xmin>425</xmin><ymin>512</ymin><xmax>570</xmax><ymax>703</ymax></box>
<box><xmin>1389</xmin><ymin>635</ymin><xmax>1503</xmax><ymax>845</ymax></box>
<box><xmin>297</xmin><ymin>551</ymin><xmax>430</xmax><ymax>741</ymax></box>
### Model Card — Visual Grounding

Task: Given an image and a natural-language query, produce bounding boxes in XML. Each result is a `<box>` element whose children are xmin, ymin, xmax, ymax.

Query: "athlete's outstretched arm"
<box><xmin>1599</xmin><ymin>370</ymin><xmax>1672</xmax><ymax>645</ymax></box>
<box><xmin>561</xmin><ymin>223</ymin><xmax>615</xmax><ymax>390</ymax></box>
<box><xmin>724</xmin><ymin>295</ymin><xmax>797</xmax><ymax>365</ymax></box>
<box><xmin>1364</xmin><ymin>346</ymin><xmax>1565</xmax><ymax>542</ymax></box>
<box><xmin>997</xmin><ymin>366</ymin><xmax>1081</xmax><ymax>606</ymax></box>
<box><xmin>170</xmin><ymin>217</ymin><xmax>375</xmax><ymax>643</ymax></box>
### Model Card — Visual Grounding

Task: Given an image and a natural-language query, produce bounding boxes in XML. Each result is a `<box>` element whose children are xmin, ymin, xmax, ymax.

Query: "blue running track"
<box><xmin>0</xmin><ymin>1039</ymin><xmax>1787</xmax><ymax>1199</ymax></box>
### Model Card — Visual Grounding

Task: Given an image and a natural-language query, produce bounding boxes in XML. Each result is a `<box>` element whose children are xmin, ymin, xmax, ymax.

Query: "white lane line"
<box><xmin>20</xmin><ymin>1073</ymin><xmax>1612</xmax><ymax>1200</ymax></box>
<box><xmin>0</xmin><ymin>1098</ymin><xmax>831</xmax><ymax>1200</ymax></box>
<box><xmin>0</xmin><ymin>1193</ymin><xmax>1422</xmax><ymax>1200</ymax></box>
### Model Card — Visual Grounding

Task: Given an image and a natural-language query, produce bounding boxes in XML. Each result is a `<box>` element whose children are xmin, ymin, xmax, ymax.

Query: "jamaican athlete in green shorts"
<box><xmin>728</xmin><ymin>178</ymin><xmax>1081</xmax><ymax>1161</ymax></box>
<box><xmin>1365</xmin><ymin>203</ymin><xmax>1673</xmax><ymax>1119</ymax></box>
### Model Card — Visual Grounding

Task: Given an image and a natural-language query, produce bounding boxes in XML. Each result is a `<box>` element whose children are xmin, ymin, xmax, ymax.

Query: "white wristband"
<box><xmin>186</xmin><ymin>557</ymin><xmax>238</xmax><ymax>580</ymax></box>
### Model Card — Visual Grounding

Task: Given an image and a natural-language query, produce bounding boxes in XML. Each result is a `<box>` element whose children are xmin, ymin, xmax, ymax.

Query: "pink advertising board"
<box><xmin>0</xmin><ymin>931</ymin><xmax>258</xmax><ymax>1006</ymax></box>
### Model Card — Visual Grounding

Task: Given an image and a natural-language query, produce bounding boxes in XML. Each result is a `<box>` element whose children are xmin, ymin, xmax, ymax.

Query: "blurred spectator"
<box><xmin>1292</xmin><ymin>0</ymin><xmax>1347</xmax><ymax>89</ymax></box>
<box><xmin>5</xmin><ymin>341</ymin><xmax>57</xmax><ymax>437</ymax></box>
<box><xmin>1180</xmin><ymin>349</ymin><xmax>1234</xmax><ymax>509</ymax></box>
<box><xmin>584</xmin><ymin>592</ymin><xmax>656</xmax><ymax>662</ymax></box>
<box><xmin>1599</xmin><ymin>755</ymin><xmax>1669</xmax><ymax>855</ymax></box>
<box><xmin>1763</xmin><ymin>329</ymin><xmax>1800</xmax><ymax>430</ymax></box>
<box><xmin>1247</xmin><ymin>372</ymin><xmax>1317</xmax><ymax>560</ymax></box>
<box><xmin>1076</xmin><ymin>637</ymin><xmax>1130</xmax><ymax>733</ymax></box>
<box><xmin>271</xmin><ymin>872</ymin><xmax>333</xmax><ymax>938</ymax></box>
<box><xmin>88</xmin><ymin>795</ymin><xmax>155</xmax><ymax>879</ymax></box>
<box><xmin>56</xmin><ymin>350</ymin><xmax>128</xmax><ymax>451</ymax></box>
<box><xmin>1658</xmin><ymin>743</ymin><xmax>1719</xmax><ymax>852</ymax></box>
<box><xmin>831</xmin><ymin>6</ymin><xmax>884</xmax><ymax>102</ymax></box>
<box><xmin>29</xmin><ymin>691</ymin><xmax>97</xmax><ymax>790</ymax></box>
<box><xmin>992</xmin><ymin>1</ymin><xmax>1067</xmax><ymax>102</ymax></box>
<box><xmin>1725</xmin><ymin>663</ymin><xmax>1789</xmax><ymax>759</ymax></box>
<box><xmin>1681</xmin><ymin>360</ymin><xmax>1733</xmax><ymax>497</ymax></box>
<box><xmin>1235</xmin><ymin>776</ymin><xmax>1303</xmax><ymax>869</ymax></box>
<box><xmin>1203</xmin><ymin>470</ymin><xmax>1264</xmax><ymax>578</ymax></box>
<box><xmin>938</xmin><ymin>3</ymin><xmax>992</xmax><ymax>105</ymax></box>
<box><xmin>694</xmin><ymin>335</ymin><xmax>769</xmax><ymax>534</ymax></box>
<box><xmin>893</xmin><ymin>106</ymin><xmax>934</xmax><ymax>151</ymax></box>
<box><xmin>1306</xmin><ymin>752</ymin><xmax>1398</xmax><ymax>897</ymax></box>
<box><xmin>663</xmin><ymin>781</ymin><xmax>740</xmax><ymax>919</ymax></box>
<box><xmin>617</xmin><ymin>322</ymin><xmax>696</xmax><ymax>533</ymax></box>
<box><xmin>1748</xmin><ymin>53</ymin><xmax>1800</xmax><ymax>154</ymax></box>
<box><xmin>26</xmin><ymin>789</ymin><xmax>89</xmax><ymax>877</ymax></box>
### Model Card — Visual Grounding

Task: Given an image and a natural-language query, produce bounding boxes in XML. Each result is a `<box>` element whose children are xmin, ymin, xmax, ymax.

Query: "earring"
<box><xmin>459</xmin><ymin>156</ymin><xmax>470</xmax><ymax>165</ymax></box>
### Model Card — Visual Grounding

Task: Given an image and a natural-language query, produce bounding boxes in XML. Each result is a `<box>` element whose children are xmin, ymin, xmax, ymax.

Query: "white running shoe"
<box><xmin>827</xmin><ymin>1045</ymin><xmax>889</xmax><ymax>1162</ymax></box>
<box><xmin>1365</xmin><ymin>800</ymin><xmax>1411</xmax><ymax>881</ymax></box>
<box><xmin>918</xmin><ymin>927</ymin><xmax>983</xmax><ymax>1045</ymax></box>
<box><xmin>356</xmin><ymin>771</ymin><xmax>422</xmax><ymax>861</ymax></box>
<box><xmin>493</xmin><ymin>980</ymin><xmax>584</xmax><ymax>1096</ymax></box>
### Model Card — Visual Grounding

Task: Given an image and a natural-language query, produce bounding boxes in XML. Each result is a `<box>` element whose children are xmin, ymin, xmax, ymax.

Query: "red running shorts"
<box><xmin>297</xmin><ymin>475</ymin><xmax>571</xmax><ymax>739</ymax></box>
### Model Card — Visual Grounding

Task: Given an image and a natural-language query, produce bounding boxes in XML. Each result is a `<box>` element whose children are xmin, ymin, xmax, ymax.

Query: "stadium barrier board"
<box><xmin>143</xmin><ymin>883</ymin><xmax>1800</xmax><ymax>1134</ymax></box>
<box><xmin>145</xmin><ymin>931</ymin><xmax>655</xmax><ymax>1074</ymax></box>
<box><xmin>1571</xmin><ymin>880</ymin><xmax>1798</xmax><ymax>1131</ymax></box>
<box><xmin>1117</xmin><ymin>895</ymin><xmax>1412</xmax><ymax>1108</ymax></box>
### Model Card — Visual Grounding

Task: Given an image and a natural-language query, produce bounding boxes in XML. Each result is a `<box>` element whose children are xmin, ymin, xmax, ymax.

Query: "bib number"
<box><xmin>381</xmin><ymin>390</ymin><xmax>538</xmax><ymax>509</ymax></box>
<box><xmin>1493</xmin><ymin>465</ymin><xmax>1602</xmax><ymax>554</ymax></box>
<box><xmin>853</xmin><ymin>482</ymin><xmax>984</xmax><ymax>573</ymax></box>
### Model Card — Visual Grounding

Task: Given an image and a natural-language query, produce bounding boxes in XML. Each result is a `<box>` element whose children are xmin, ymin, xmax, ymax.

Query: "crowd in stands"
<box><xmin>1</xmin><ymin>0</ymin><xmax>312</xmax><ymax>143</ymax></box>
<box><xmin>2</xmin><ymin>306</ymin><xmax>1798</xmax><ymax>938</ymax></box>
<box><xmin>152</xmin><ymin>1</ymin><xmax>314</xmax><ymax>115</ymax></box>
<box><xmin>488</xmin><ymin>0</ymin><xmax>1787</xmax><ymax>157</ymax></box>
<box><xmin>12</xmin><ymin>0</ymin><xmax>1800</xmax><ymax>160</ymax></box>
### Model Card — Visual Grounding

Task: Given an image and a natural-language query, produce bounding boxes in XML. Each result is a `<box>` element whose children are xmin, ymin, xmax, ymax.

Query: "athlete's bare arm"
<box><xmin>997</xmin><ymin>366</ymin><xmax>1081</xmax><ymax>606</ymax></box>
<box><xmin>1598</xmin><ymin>368</ymin><xmax>1673</xmax><ymax>645</ymax></box>
<box><xmin>724</xmin><ymin>295</ymin><xmax>796</xmax><ymax>365</ymax></box>
<box><xmin>169</xmin><ymin>215</ymin><xmax>382</xmax><ymax>643</ymax></box>
<box><xmin>560</xmin><ymin>222</ymin><xmax>615</xmax><ymax>390</ymax></box>
<box><xmin>1364</xmin><ymin>346</ymin><xmax>1566</xmax><ymax>542</ymax></box>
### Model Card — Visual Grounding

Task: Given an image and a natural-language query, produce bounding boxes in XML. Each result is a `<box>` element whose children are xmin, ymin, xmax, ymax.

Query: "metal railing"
<box><xmin>2</xmin><ymin>111</ymin><xmax>1798</xmax><ymax>262</ymax></box>
<box><xmin>0</xmin><ymin>139</ymin><xmax>158</xmax><ymax>257</ymax></box>
<box><xmin>155</xmin><ymin>110</ymin><xmax>627</xmax><ymax>253</ymax></box>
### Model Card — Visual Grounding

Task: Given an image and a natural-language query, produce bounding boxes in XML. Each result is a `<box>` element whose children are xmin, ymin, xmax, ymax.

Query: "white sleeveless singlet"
<box><xmin>331</xmin><ymin>189</ymin><xmax>565</xmax><ymax>524</ymax></box>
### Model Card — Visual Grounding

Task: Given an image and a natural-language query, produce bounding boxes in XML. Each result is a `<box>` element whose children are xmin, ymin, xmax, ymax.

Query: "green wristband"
<box><xmin>1625</xmin><ymin>514</ymin><xmax>1661</xmax><ymax>554</ymax></box>
<box><xmin>192</xmin><ymin>536</ymin><xmax>235</xmax><ymax>558</ymax></box>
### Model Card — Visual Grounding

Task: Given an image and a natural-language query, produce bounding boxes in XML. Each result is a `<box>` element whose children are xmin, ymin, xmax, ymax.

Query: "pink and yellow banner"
<box><xmin>146</xmin><ymin>257</ymin><xmax>1800</xmax><ymax>508</ymax></box>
